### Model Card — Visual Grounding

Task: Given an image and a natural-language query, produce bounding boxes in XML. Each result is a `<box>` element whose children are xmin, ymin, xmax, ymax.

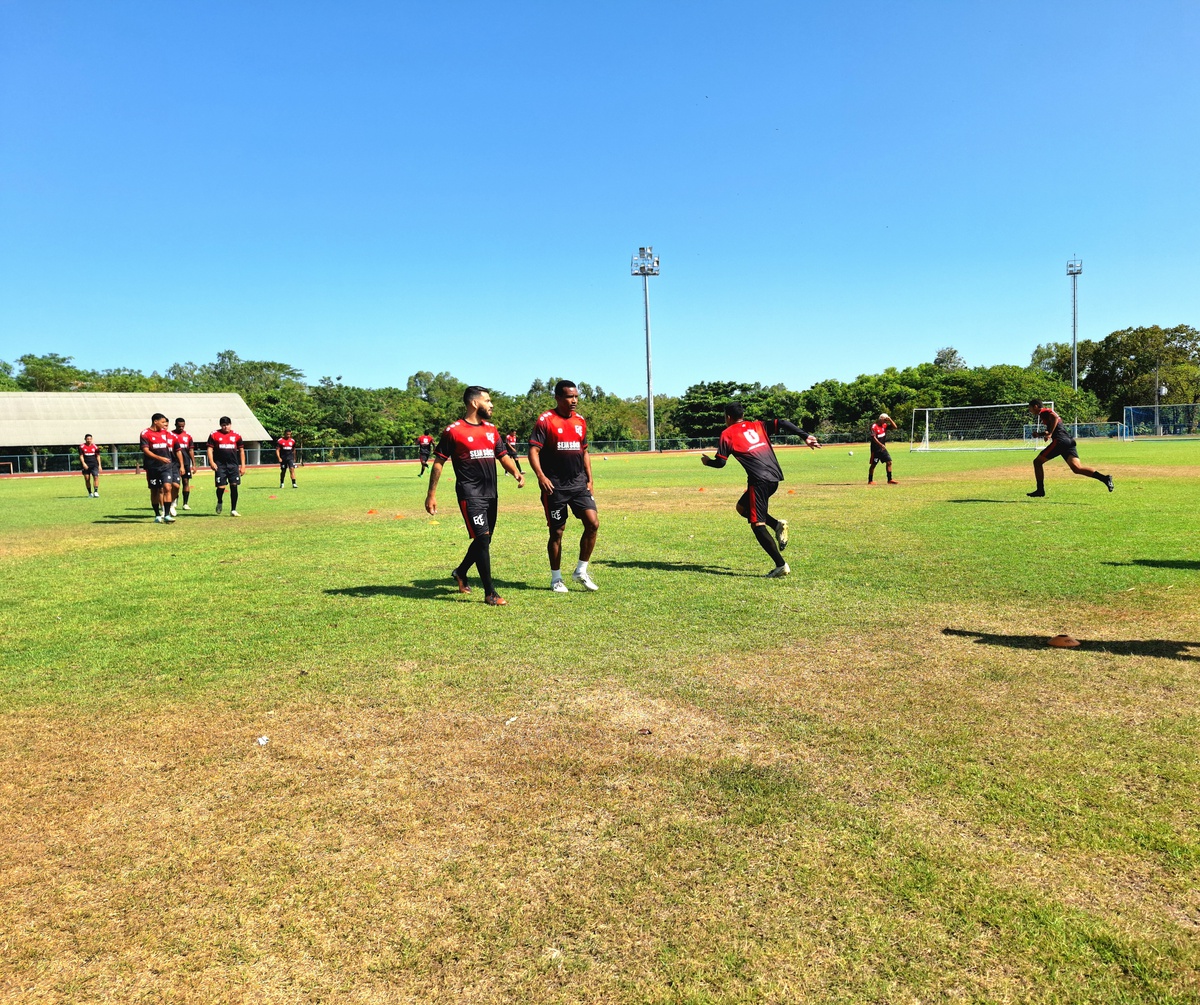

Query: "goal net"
<box><xmin>909</xmin><ymin>402</ymin><xmax>1053</xmax><ymax>451</ymax></box>
<box><xmin>1122</xmin><ymin>403</ymin><xmax>1200</xmax><ymax>440</ymax></box>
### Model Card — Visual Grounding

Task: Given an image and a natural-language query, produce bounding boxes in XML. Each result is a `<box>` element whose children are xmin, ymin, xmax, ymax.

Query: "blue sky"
<box><xmin>2</xmin><ymin>1</ymin><xmax>1197</xmax><ymax>396</ymax></box>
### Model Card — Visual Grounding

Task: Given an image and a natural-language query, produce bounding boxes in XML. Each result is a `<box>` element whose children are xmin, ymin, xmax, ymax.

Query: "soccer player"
<box><xmin>416</xmin><ymin>433</ymin><xmax>434</xmax><ymax>476</ymax></box>
<box><xmin>79</xmin><ymin>434</ymin><xmax>102</xmax><ymax>497</ymax></box>
<box><xmin>277</xmin><ymin>430</ymin><xmax>298</xmax><ymax>488</ymax></box>
<box><xmin>140</xmin><ymin>413</ymin><xmax>184</xmax><ymax>523</ymax></box>
<box><xmin>1027</xmin><ymin>399</ymin><xmax>1114</xmax><ymax>497</ymax></box>
<box><xmin>505</xmin><ymin>431</ymin><xmax>524</xmax><ymax>474</ymax></box>
<box><xmin>701</xmin><ymin>403</ymin><xmax>820</xmax><ymax>577</ymax></box>
<box><xmin>528</xmin><ymin>381</ymin><xmax>599</xmax><ymax>593</ymax></box>
<box><xmin>868</xmin><ymin>412</ymin><xmax>899</xmax><ymax>485</ymax></box>
<box><xmin>173</xmin><ymin>418</ymin><xmax>197</xmax><ymax>509</ymax></box>
<box><xmin>425</xmin><ymin>386</ymin><xmax>524</xmax><ymax>606</ymax></box>
<box><xmin>206</xmin><ymin>416</ymin><xmax>246</xmax><ymax>516</ymax></box>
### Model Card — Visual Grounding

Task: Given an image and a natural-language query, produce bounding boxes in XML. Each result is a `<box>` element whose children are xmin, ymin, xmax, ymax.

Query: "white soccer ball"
<box><xmin>848</xmin><ymin>450</ymin><xmax>854</xmax><ymax>456</ymax></box>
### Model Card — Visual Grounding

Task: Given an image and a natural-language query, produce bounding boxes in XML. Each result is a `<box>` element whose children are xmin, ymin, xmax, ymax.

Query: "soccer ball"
<box><xmin>848</xmin><ymin>450</ymin><xmax>854</xmax><ymax>456</ymax></box>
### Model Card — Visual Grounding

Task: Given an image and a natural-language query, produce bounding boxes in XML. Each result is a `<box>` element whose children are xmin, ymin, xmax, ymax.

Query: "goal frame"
<box><xmin>909</xmin><ymin>401</ymin><xmax>1054</xmax><ymax>452</ymax></box>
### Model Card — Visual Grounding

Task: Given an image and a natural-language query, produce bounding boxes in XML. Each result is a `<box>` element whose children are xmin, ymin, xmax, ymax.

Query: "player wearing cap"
<box><xmin>206</xmin><ymin>417</ymin><xmax>246</xmax><ymax>516</ymax></box>
<box><xmin>416</xmin><ymin>434</ymin><xmax>434</xmax><ymax>477</ymax></box>
<box><xmin>425</xmin><ymin>386</ymin><xmax>524</xmax><ymax>606</ymax></box>
<box><xmin>173</xmin><ymin>418</ymin><xmax>197</xmax><ymax>509</ymax></box>
<box><xmin>1027</xmin><ymin>399</ymin><xmax>1114</xmax><ymax>497</ymax></box>
<box><xmin>701</xmin><ymin>402</ymin><xmax>820</xmax><ymax>577</ymax></box>
<box><xmin>528</xmin><ymin>380</ymin><xmax>599</xmax><ymax>593</ymax></box>
<box><xmin>140</xmin><ymin>413</ymin><xmax>184</xmax><ymax>523</ymax></box>
<box><xmin>79</xmin><ymin>435</ymin><xmax>103</xmax><ymax>497</ymax></box>
<box><xmin>277</xmin><ymin>431</ymin><xmax>298</xmax><ymax>489</ymax></box>
<box><xmin>505</xmin><ymin>431</ymin><xmax>524</xmax><ymax>474</ymax></box>
<box><xmin>868</xmin><ymin>413</ymin><xmax>899</xmax><ymax>486</ymax></box>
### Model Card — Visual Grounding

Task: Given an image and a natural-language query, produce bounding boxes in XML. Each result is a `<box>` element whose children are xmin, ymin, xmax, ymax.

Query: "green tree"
<box><xmin>16</xmin><ymin>353</ymin><xmax>95</xmax><ymax>391</ymax></box>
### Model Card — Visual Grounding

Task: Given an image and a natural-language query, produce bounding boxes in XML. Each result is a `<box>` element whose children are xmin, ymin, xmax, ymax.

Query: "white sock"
<box><xmin>575</xmin><ymin>561</ymin><xmax>588</xmax><ymax>576</ymax></box>
<box><xmin>551</xmin><ymin>570</ymin><xmax>563</xmax><ymax>583</ymax></box>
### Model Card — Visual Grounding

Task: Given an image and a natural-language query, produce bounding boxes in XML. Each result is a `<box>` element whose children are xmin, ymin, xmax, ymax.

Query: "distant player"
<box><xmin>701</xmin><ymin>403</ymin><xmax>820</xmax><ymax>577</ymax></box>
<box><xmin>1027</xmin><ymin>399</ymin><xmax>1114</xmax><ymax>497</ymax></box>
<box><xmin>505</xmin><ymin>431</ymin><xmax>524</xmax><ymax>474</ymax></box>
<box><xmin>139</xmin><ymin>413</ymin><xmax>183</xmax><ymax>523</ymax></box>
<box><xmin>425</xmin><ymin>386</ymin><xmax>525</xmax><ymax>606</ymax></box>
<box><xmin>528</xmin><ymin>381</ymin><xmax>599</xmax><ymax>593</ymax></box>
<box><xmin>868</xmin><ymin>412</ymin><xmax>899</xmax><ymax>485</ymax></box>
<box><xmin>277</xmin><ymin>430</ymin><xmax>298</xmax><ymax>488</ymax></box>
<box><xmin>417</xmin><ymin>433</ymin><xmax>434</xmax><ymax>477</ymax></box>
<box><xmin>206</xmin><ymin>416</ymin><xmax>246</xmax><ymax>516</ymax></box>
<box><xmin>79</xmin><ymin>434</ymin><xmax>102</xmax><ymax>497</ymax></box>
<box><xmin>173</xmin><ymin>418</ymin><xmax>196</xmax><ymax>509</ymax></box>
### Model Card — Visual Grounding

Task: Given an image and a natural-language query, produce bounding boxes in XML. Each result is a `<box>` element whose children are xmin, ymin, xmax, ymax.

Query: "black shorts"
<box><xmin>214</xmin><ymin>464</ymin><xmax>242</xmax><ymax>486</ymax></box>
<box><xmin>458</xmin><ymin>496</ymin><xmax>497</xmax><ymax>539</ymax></box>
<box><xmin>279</xmin><ymin>455</ymin><xmax>296</xmax><ymax>470</ymax></box>
<box><xmin>1039</xmin><ymin>437</ymin><xmax>1078</xmax><ymax>462</ymax></box>
<box><xmin>418</xmin><ymin>448</ymin><xmax>432</xmax><ymax>461</ymax></box>
<box><xmin>180</xmin><ymin>465</ymin><xmax>194</xmax><ymax>480</ymax></box>
<box><xmin>541</xmin><ymin>485</ymin><xmax>597</xmax><ymax>530</ymax></box>
<box><xmin>82</xmin><ymin>462</ymin><xmax>100</xmax><ymax>477</ymax></box>
<box><xmin>870</xmin><ymin>443</ymin><xmax>892</xmax><ymax>463</ymax></box>
<box><xmin>146</xmin><ymin>462</ymin><xmax>181</xmax><ymax>487</ymax></box>
<box><xmin>738</xmin><ymin>479</ymin><xmax>778</xmax><ymax>524</ymax></box>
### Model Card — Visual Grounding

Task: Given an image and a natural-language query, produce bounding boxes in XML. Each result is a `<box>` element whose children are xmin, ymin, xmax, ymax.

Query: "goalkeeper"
<box><xmin>701</xmin><ymin>403</ymin><xmax>820</xmax><ymax>577</ymax></box>
<box><xmin>1027</xmin><ymin>399</ymin><xmax>1114</xmax><ymax>497</ymax></box>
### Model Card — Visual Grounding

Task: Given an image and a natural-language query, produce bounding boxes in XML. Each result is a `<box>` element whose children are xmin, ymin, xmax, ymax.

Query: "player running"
<box><xmin>701</xmin><ymin>402</ymin><xmax>820</xmax><ymax>577</ymax></box>
<box><xmin>1027</xmin><ymin>399</ymin><xmax>1114</xmax><ymax>497</ymax></box>
<box><xmin>206</xmin><ymin>417</ymin><xmax>246</xmax><ymax>516</ymax></box>
<box><xmin>79</xmin><ymin>435</ymin><xmax>103</xmax><ymax>497</ymax></box>
<box><xmin>416</xmin><ymin>434</ymin><xmax>434</xmax><ymax>476</ymax></box>
<box><xmin>425</xmin><ymin>386</ymin><xmax>525</xmax><ymax>606</ymax></box>
<box><xmin>277</xmin><ymin>430</ymin><xmax>298</xmax><ymax>488</ymax></box>
<box><xmin>140</xmin><ymin>413</ymin><xmax>184</xmax><ymax>523</ymax></box>
<box><xmin>173</xmin><ymin>418</ymin><xmax>197</xmax><ymax>509</ymax></box>
<box><xmin>505</xmin><ymin>431</ymin><xmax>524</xmax><ymax>474</ymax></box>
<box><xmin>868</xmin><ymin>412</ymin><xmax>899</xmax><ymax>485</ymax></box>
<box><xmin>528</xmin><ymin>381</ymin><xmax>599</xmax><ymax>593</ymax></box>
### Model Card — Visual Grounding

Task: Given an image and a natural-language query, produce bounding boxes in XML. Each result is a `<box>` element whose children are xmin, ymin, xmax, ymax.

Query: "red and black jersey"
<box><xmin>79</xmin><ymin>442</ymin><xmax>100</xmax><ymax>459</ymax></box>
<box><xmin>417</xmin><ymin>434</ymin><xmax>434</xmax><ymax>452</ymax></box>
<box><xmin>1039</xmin><ymin>407</ymin><xmax>1070</xmax><ymax>442</ymax></box>
<box><xmin>715</xmin><ymin>419</ymin><xmax>786</xmax><ymax>483</ymax></box>
<box><xmin>870</xmin><ymin>422</ymin><xmax>889</xmax><ymax>443</ymax></box>
<box><xmin>435</xmin><ymin>420</ymin><xmax>509</xmax><ymax>499</ymax></box>
<box><xmin>529</xmin><ymin>409</ymin><xmax>588</xmax><ymax>489</ymax></box>
<box><xmin>277</xmin><ymin>436</ymin><xmax>296</xmax><ymax>454</ymax></box>
<box><xmin>208</xmin><ymin>429</ymin><xmax>244</xmax><ymax>466</ymax></box>
<box><xmin>174</xmin><ymin>430</ymin><xmax>195</xmax><ymax>457</ymax></box>
<box><xmin>140</xmin><ymin>428</ymin><xmax>177</xmax><ymax>466</ymax></box>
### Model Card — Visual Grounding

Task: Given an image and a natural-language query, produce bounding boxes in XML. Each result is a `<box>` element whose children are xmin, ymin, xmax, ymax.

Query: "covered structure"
<box><xmin>0</xmin><ymin>392</ymin><xmax>273</xmax><ymax>472</ymax></box>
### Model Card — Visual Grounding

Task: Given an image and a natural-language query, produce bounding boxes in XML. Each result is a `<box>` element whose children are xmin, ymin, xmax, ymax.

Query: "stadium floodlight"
<box><xmin>1066</xmin><ymin>259</ymin><xmax>1082</xmax><ymax>392</ymax></box>
<box><xmin>631</xmin><ymin>246</ymin><xmax>661</xmax><ymax>451</ymax></box>
<box><xmin>909</xmin><ymin>402</ymin><xmax>1054</xmax><ymax>451</ymax></box>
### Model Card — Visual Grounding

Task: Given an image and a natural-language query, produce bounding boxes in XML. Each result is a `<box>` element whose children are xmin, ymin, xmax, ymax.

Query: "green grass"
<box><xmin>1</xmin><ymin>443</ymin><xmax>1198</xmax><ymax>1003</ymax></box>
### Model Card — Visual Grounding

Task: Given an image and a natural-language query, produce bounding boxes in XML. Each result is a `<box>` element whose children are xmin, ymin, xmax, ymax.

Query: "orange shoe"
<box><xmin>485</xmin><ymin>593</ymin><xmax>507</xmax><ymax>606</ymax></box>
<box><xmin>451</xmin><ymin>569</ymin><xmax>471</xmax><ymax>593</ymax></box>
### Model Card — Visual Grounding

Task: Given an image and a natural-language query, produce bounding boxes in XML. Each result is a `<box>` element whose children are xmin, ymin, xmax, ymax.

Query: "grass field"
<box><xmin>2</xmin><ymin>443</ymin><xmax>1198</xmax><ymax>1003</ymax></box>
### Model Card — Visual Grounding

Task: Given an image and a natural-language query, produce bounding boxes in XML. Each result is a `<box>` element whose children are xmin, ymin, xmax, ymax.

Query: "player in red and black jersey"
<box><xmin>504</xmin><ymin>431</ymin><xmax>524</xmax><ymax>474</ymax></box>
<box><xmin>701</xmin><ymin>402</ymin><xmax>820</xmax><ymax>577</ymax></box>
<box><xmin>140</xmin><ymin>413</ymin><xmax>184</xmax><ymax>523</ymax></box>
<box><xmin>425</xmin><ymin>385</ymin><xmax>525</xmax><ymax>606</ymax></box>
<box><xmin>79</xmin><ymin>435</ymin><xmax>103</xmax><ymax>497</ymax></box>
<box><xmin>868</xmin><ymin>413</ymin><xmax>899</xmax><ymax>485</ymax></box>
<box><xmin>173</xmin><ymin>418</ymin><xmax>197</xmax><ymax>509</ymax></box>
<box><xmin>277</xmin><ymin>431</ymin><xmax>298</xmax><ymax>488</ymax></box>
<box><xmin>528</xmin><ymin>380</ymin><xmax>599</xmax><ymax>593</ymax></box>
<box><xmin>206</xmin><ymin>417</ymin><xmax>246</xmax><ymax>516</ymax></box>
<box><xmin>1027</xmin><ymin>399</ymin><xmax>1114</xmax><ymax>497</ymax></box>
<box><xmin>416</xmin><ymin>434</ymin><xmax>434</xmax><ymax>477</ymax></box>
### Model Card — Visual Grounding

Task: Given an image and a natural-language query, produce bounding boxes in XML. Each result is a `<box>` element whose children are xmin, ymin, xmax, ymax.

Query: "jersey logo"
<box><xmin>472</xmin><ymin>513</ymin><xmax>487</xmax><ymax>527</ymax></box>
<box><xmin>574</xmin><ymin>424</ymin><xmax>583</xmax><ymax>435</ymax></box>
<box><xmin>486</xmin><ymin>432</ymin><xmax>495</xmax><ymax>444</ymax></box>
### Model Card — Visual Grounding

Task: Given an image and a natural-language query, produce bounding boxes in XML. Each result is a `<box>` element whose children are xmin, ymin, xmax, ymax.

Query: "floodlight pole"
<box><xmin>631</xmin><ymin>246</ymin><xmax>661</xmax><ymax>451</ymax></box>
<box><xmin>1066</xmin><ymin>259</ymin><xmax>1082</xmax><ymax>392</ymax></box>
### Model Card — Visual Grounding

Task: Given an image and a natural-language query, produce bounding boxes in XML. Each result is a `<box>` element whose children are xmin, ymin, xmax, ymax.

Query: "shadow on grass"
<box><xmin>595</xmin><ymin>559</ymin><xmax>753</xmax><ymax>578</ymax></box>
<box><xmin>327</xmin><ymin>577</ymin><xmax>535</xmax><ymax>601</ymax></box>
<box><xmin>943</xmin><ymin>627</ymin><xmax>1200</xmax><ymax>661</ymax></box>
<box><xmin>1103</xmin><ymin>559</ymin><xmax>1200</xmax><ymax>570</ymax></box>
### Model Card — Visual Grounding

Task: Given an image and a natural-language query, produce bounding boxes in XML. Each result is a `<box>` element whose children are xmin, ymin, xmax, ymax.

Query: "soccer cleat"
<box><xmin>169</xmin><ymin>503</ymin><xmax>177</xmax><ymax>517</ymax></box>
<box><xmin>182</xmin><ymin>504</ymin><xmax>190</xmax><ymax>510</ymax></box>
<box><xmin>216</xmin><ymin>502</ymin><xmax>223</xmax><ymax>514</ymax></box>
<box><xmin>1026</xmin><ymin>489</ymin><xmax>1045</xmax><ymax>497</ymax></box>
<box><xmin>292</xmin><ymin>482</ymin><xmax>297</xmax><ymax>488</ymax></box>
<box><xmin>154</xmin><ymin>515</ymin><xmax>165</xmax><ymax>523</ymax></box>
<box><xmin>551</xmin><ymin>579</ymin><xmax>569</xmax><ymax>594</ymax></box>
<box><xmin>451</xmin><ymin>569</ymin><xmax>472</xmax><ymax>594</ymax></box>
<box><xmin>775</xmin><ymin>518</ymin><xmax>789</xmax><ymax>551</ymax></box>
<box><xmin>164</xmin><ymin>513</ymin><xmax>176</xmax><ymax>523</ymax></box>
<box><xmin>230</xmin><ymin>510</ymin><xmax>241</xmax><ymax>517</ymax></box>
<box><xmin>484</xmin><ymin>593</ymin><xmax>507</xmax><ymax>606</ymax></box>
<box><xmin>1106</xmin><ymin>475</ymin><xmax>1115</xmax><ymax>492</ymax></box>
<box><xmin>887</xmin><ymin>479</ymin><xmax>899</xmax><ymax>485</ymax></box>
<box><xmin>765</xmin><ymin>562</ymin><xmax>790</xmax><ymax>578</ymax></box>
<box><xmin>279</xmin><ymin>482</ymin><xmax>284</xmax><ymax>489</ymax></box>
<box><xmin>572</xmin><ymin>570</ymin><xmax>599</xmax><ymax>591</ymax></box>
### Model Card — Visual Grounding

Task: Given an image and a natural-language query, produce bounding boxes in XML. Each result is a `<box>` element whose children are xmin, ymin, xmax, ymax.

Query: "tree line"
<box><xmin>1</xmin><ymin>324</ymin><xmax>1192</xmax><ymax>445</ymax></box>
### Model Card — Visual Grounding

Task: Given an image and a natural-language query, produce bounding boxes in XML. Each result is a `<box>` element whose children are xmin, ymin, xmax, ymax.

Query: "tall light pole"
<box><xmin>1067</xmin><ymin>258</ymin><xmax>1082</xmax><ymax>392</ymax></box>
<box><xmin>631</xmin><ymin>246</ymin><xmax>660</xmax><ymax>451</ymax></box>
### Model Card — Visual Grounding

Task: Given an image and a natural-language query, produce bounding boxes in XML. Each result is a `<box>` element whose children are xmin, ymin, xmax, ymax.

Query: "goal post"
<box><xmin>909</xmin><ymin>402</ymin><xmax>1054</xmax><ymax>452</ymax></box>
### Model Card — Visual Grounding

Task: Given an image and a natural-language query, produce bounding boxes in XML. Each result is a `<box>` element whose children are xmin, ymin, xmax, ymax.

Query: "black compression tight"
<box><xmin>459</xmin><ymin>533</ymin><xmax>494</xmax><ymax>595</ymax></box>
<box><xmin>753</xmin><ymin>524</ymin><xmax>785</xmax><ymax>566</ymax></box>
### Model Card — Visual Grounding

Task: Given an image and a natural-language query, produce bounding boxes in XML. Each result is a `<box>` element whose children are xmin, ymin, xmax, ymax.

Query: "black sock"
<box><xmin>183</xmin><ymin>489</ymin><xmax>190</xmax><ymax>505</ymax></box>
<box><xmin>762</xmin><ymin>514</ymin><xmax>779</xmax><ymax>532</ymax></box>
<box><xmin>753</xmin><ymin>524</ymin><xmax>785</xmax><ymax>566</ymax></box>
<box><xmin>1089</xmin><ymin>471</ymin><xmax>1108</xmax><ymax>483</ymax></box>
<box><xmin>217</xmin><ymin>488</ymin><xmax>225</xmax><ymax>505</ymax></box>
<box><xmin>473</xmin><ymin>535</ymin><xmax>494</xmax><ymax>594</ymax></box>
<box><xmin>230</xmin><ymin>486</ymin><xmax>239</xmax><ymax>510</ymax></box>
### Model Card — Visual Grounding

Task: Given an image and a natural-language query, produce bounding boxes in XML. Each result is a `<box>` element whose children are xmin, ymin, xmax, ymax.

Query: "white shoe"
<box><xmin>154</xmin><ymin>515</ymin><xmax>165</xmax><ymax>523</ymax></box>
<box><xmin>230</xmin><ymin>510</ymin><xmax>241</xmax><ymax>517</ymax></box>
<box><xmin>93</xmin><ymin>492</ymin><xmax>99</xmax><ymax>497</ymax></box>
<box><xmin>182</xmin><ymin>503</ymin><xmax>190</xmax><ymax>510</ymax></box>
<box><xmin>775</xmin><ymin>518</ymin><xmax>788</xmax><ymax>551</ymax></box>
<box><xmin>169</xmin><ymin>503</ymin><xmax>177</xmax><ymax>517</ymax></box>
<box><xmin>164</xmin><ymin>513</ymin><xmax>176</xmax><ymax>523</ymax></box>
<box><xmin>765</xmin><ymin>563</ymin><xmax>790</xmax><ymax>578</ymax></box>
<box><xmin>572</xmin><ymin>570</ymin><xmax>599</xmax><ymax>591</ymax></box>
<box><xmin>551</xmin><ymin>579</ymin><xmax>569</xmax><ymax>594</ymax></box>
